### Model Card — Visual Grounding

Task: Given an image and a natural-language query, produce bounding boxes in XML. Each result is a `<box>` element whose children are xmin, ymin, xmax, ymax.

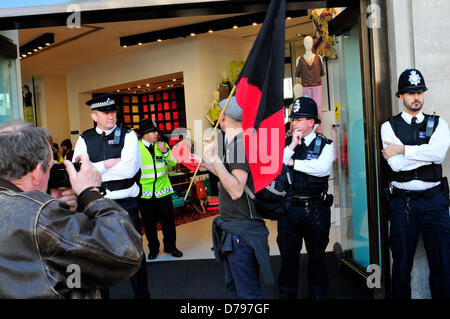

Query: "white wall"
<box><xmin>66</xmin><ymin>35</ymin><xmax>252</xmax><ymax>153</ymax></box>
<box><xmin>387</xmin><ymin>0</ymin><xmax>450</xmax><ymax>299</ymax></box>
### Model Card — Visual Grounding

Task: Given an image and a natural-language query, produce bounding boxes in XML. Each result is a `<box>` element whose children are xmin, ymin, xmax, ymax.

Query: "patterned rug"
<box><xmin>155</xmin><ymin>205</ymin><xmax>219</xmax><ymax>231</ymax></box>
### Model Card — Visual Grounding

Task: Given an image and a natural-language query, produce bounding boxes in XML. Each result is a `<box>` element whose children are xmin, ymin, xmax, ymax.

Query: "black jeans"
<box><xmin>389</xmin><ymin>192</ymin><xmax>450</xmax><ymax>299</ymax></box>
<box><xmin>277</xmin><ymin>201</ymin><xmax>331</xmax><ymax>299</ymax></box>
<box><xmin>139</xmin><ymin>195</ymin><xmax>177</xmax><ymax>253</ymax></box>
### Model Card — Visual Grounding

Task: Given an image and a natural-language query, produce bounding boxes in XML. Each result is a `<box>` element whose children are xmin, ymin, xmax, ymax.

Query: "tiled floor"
<box><xmin>143</xmin><ymin>214</ymin><xmax>337</xmax><ymax>263</ymax></box>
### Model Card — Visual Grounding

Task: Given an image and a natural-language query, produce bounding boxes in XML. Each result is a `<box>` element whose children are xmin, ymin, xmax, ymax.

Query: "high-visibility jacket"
<box><xmin>139</xmin><ymin>140</ymin><xmax>177</xmax><ymax>199</ymax></box>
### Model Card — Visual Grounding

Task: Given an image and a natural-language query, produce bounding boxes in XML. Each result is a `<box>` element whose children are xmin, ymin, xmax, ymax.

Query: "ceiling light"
<box><xmin>252</xmin><ymin>22</ymin><xmax>258</xmax><ymax>26</ymax></box>
<box><xmin>190</xmin><ymin>33</ymin><xmax>196</xmax><ymax>37</ymax></box>
<box><xmin>138</xmin><ymin>42</ymin><xmax>142</xmax><ymax>45</ymax></box>
<box><xmin>20</xmin><ymin>33</ymin><xmax>55</xmax><ymax>59</ymax></box>
<box><xmin>208</xmin><ymin>29</ymin><xmax>213</xmax><ymax>33</ymax></box>
<box><xmin>287</xmin><ymin>17</ymin><xmax>292</xmax><ymax>20</ymax></box>
<box><xmin>116</xmin><ymin>90</ymin><xmax>120</xmax><ymax>92</ymax></box>
<box><xmin>123</xmin><ymin>45</ymin><xmax>127</xmax><ymax>48</ymax></box>
<box><xmin>157</xmin><ymin>39</ymin><xmax>162</xmax><ymax>42</ymax></box>
<box><xmin>233</xmin><ymin>25</ymin><xmax>238</xmax><ymax>29</ymax></box>
<box><xmin>172</xmin><ymin>79</ymin><xmax>176</xmax><ymax>82</ymax></box>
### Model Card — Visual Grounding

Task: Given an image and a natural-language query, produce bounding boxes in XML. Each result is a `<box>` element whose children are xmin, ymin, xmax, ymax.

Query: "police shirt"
<box><xmin>283</xmin><ymin>131</ymin><xmax>334</xmax><ymax>177</ymax></box>
<box><xmin>381</xmin><ymin>111</ymin><xmax>450</xmax><ymax>191</ymax></box>
<box><xmin>73</xmin><ymin>125</ymin><xmax>141</xmax><ymax>200</ymax></box>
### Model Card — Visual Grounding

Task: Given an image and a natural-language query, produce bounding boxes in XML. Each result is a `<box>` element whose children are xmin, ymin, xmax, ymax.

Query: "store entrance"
<box><xmin>3</xmin><ymin>0</ymin><xmax>390</xmax><ymax>299</ymax></box>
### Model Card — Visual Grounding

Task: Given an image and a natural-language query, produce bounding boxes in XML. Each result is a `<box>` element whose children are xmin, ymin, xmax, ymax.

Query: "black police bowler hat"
<box><xmin>86</xmin><ymin>94</ymin><xmax>118</xmax><ymax>113</ymax></box>
<box><xmin>396</xmin><ymin>68</ymin><xmax>428</xmax><ymax>98</ymax></box>
<box><xmin>140</xmin><ymin>118</ymin><xmax>159</xmax><ymax>135</ymax></box>
<box><xmin>289</xmin><ymin>96</ymin><xmax>321</xmax><ymax>124</ymax></box>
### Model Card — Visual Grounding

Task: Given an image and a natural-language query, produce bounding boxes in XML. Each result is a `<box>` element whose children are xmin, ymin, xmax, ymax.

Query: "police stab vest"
<box><xmin>286</xmin><ymin>134</ymin><xmax>331</xmax><ymax>196</ymax></box>
<box><xmin>82</xmin><ymin>125</ymin><xmax>137</xmax><ymax>191</ymax></box>
<box><xmin>388</xmin><ymin>113</ymin><xmax>442</xmax><ymax>183</ymax></box>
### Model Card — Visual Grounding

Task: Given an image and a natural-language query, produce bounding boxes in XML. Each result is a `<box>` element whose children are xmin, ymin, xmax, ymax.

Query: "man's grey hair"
<box><xmin>0</xmin><ymin>120</ymin><xmax>52</xmax><ymax>180</ymax></box>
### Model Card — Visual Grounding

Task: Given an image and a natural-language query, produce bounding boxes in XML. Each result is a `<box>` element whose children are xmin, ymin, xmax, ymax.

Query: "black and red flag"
<box><xmin>235</xmin><ymin>0</ymin><xmax>286</xmax><ymax>193</ymax></box>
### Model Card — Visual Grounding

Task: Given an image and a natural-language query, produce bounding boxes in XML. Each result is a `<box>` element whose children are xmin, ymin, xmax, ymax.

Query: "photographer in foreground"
<box><xmin>0</xmin><ymin>120</ymin><xmax>143</xmax><ymax>299</ymax></box>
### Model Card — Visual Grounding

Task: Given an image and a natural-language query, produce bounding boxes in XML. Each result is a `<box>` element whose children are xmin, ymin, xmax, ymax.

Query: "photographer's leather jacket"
<box><xmin>0</xmin><ymin>178</ymin><xmax>143</xmax><ymax>299</ymax></box>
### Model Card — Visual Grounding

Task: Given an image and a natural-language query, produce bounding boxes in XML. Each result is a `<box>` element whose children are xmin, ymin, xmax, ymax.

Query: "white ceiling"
<box><xmin>19</xmin><ymin>13</ymin><xmax>314</xmax><ymax>84</ymax></box>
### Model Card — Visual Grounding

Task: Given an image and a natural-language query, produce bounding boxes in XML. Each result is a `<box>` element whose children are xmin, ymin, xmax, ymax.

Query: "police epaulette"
<box><xmin>317</xmin><ymin>133</ymin><xmax>332</xmax><ymax>144</ymax></box>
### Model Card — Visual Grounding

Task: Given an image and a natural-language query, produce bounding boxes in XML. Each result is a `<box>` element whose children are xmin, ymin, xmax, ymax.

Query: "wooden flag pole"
<box><xmin>184</xmin><ymin>85</ymin><xmax>236</xmax><ymax>201</ymax></box>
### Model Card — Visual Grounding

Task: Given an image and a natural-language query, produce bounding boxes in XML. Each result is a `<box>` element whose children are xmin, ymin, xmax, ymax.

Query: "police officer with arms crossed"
<box><xmin>279</xmin><ymin>96</ymin><xmax>334</xmax><ymax>299</ymax></box>
<box><xmin>73</xmin><ymin>94</ymin><xmax>150</xmax><ymax>299</ymax></box>
<box><xmin>381</xmin><ymin>68</ymin><xmax>450</xmax><ymax>299</ymax></box>
<box><xmin>138</xmin><ymin>118</ymin><xmax>182</xmax><ymax>260</ymax></box>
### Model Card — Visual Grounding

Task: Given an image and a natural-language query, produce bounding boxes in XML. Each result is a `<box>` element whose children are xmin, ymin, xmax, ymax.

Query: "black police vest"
<box><xmin>286</xmin><ymin>135</ymin><xmax>331</xmax><ymax>196</ymax></box>
<box><xmin>82</xmin><ymin>125</ymin><xmax>136</xmax><ymax>192</ymax></box>
<box><xmin>388</xmin><ymin>113</ymin><xmax>442</xmax><ymax>182</ymax></box>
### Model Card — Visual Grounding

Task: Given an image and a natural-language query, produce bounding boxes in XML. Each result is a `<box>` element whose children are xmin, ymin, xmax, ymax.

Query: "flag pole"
<box><xmin>184</xmin><ymin>85</ymin><xmax>236</xmax><ymax>201</ymax></box>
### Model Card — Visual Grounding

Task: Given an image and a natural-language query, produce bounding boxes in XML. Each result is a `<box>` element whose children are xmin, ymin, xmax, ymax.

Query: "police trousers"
<box><xmin>277</xmin><ymin>200</ymin><xmax>331</xmax><ymax>299</ymax></box>
<box><xmin>389</xmin><ymin>192</ymin><xmax>450</xmax><ymax>299</ymax></box>
<box><xmin>139</xmin><ymin>194</ymin><xmax>177</xmax><ymax>253</ymax></box>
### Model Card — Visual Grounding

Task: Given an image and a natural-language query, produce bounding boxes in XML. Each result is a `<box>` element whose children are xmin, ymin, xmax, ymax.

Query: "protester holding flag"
<box><xmin>201</xmin><ymin>97</ymin><xmax>274</xmax><ymax>299</ymax></box>
<box><xmin>189</xmin><ymin>0</ymin><xmax>285</xmax><ymax>299</ymax></box>
<box><xmin>279</xmin><ymin>96</ymin><xmax>335</xmax><ymax>299</ymax></box>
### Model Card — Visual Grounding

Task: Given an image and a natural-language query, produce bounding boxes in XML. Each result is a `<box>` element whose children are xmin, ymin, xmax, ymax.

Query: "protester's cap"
<box><xmin>396</xmin><ymin>68</ymin><xmax>428</xmax><ymax>98</ymax></box>
<box><xmin>289</xmin><ymin>96</ymin><xmax>321</xmax><ymax>124</ymax></box>
<box><xmin>140</xmin><ymin>118</ymin><xmax>159</xmax><ymax>135</ymax></box>
<box><xmin>86</xmin><ymin>94</ymin><xmax>118</xmax><ymax>112</ymax></box>
<box><xmin>219</xmin><ymin>96</ymin><xmax>242</xmax><ymax>122</ymax></box>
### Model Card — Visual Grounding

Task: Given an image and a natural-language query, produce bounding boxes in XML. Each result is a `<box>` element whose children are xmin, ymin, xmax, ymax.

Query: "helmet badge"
<box><xmin>293</xmin><ymin>100</ymin><xmax>301</xmax><ymax>113</ymax></box>
<box><xmin>408</xmin><ymin>70</ymin><xmax>421</xmax><ymax>86</ymax></box>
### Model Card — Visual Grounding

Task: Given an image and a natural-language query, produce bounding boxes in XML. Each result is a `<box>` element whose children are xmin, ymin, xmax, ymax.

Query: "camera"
<box><xmin>48</xmin><ymin>162</ymin><xmax>81</xmax><ymax>189</ymax></box>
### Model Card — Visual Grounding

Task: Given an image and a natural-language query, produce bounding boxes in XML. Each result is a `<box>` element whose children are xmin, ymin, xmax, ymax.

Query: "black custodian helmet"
<box><xmin>289</xmin><ymin>96</ymin><xmax>321</xmax><ymax>124</ymax></box>
<box><xmin>396</xmin><ymin>68</ymin><xmax>428</xmax><ymax>98</ymax></box>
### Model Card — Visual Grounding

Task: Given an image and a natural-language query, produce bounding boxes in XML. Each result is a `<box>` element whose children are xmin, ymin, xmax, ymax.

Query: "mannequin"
<box><xmin>295</xmin><ymin>36</ymin><xmax>325</xmax><ymax>132</ymax></box>
<box><xmin>218</xmin><ymin>72</ymin><xmax>232</xmax><ymax>101</ymax></box>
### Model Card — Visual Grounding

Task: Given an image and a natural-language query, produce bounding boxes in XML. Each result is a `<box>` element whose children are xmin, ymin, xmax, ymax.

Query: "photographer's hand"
<box><xmin>64</xmin><ymin>154</ymin><xmax>102</xmax><ymax>196</ymax></box>
<box><xmin>50</xmin><ymin>188</ymin><xmax>77</xmax><ymax>211</ymax></box>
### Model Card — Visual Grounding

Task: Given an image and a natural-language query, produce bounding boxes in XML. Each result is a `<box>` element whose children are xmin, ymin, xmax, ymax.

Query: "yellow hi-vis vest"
<box><xmin>139</xmin><ymin>140</ymin><xmax>177</xmax><ymax>199</ymax></box>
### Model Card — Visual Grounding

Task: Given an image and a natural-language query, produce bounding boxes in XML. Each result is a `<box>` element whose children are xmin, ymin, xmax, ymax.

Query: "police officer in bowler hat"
<box><xmin>138</xmin><ymin>118</ymin><xmax>182</xmax><ymax>260</ymax></box>
<box><xmin>73</xmin><ymin>94</ymin><xmax>150</xmax><ymax>299</ymax></box>
<box><xmin>381</xmin><ymin>68</ymin><xmax>450</xmax><ymax>299</ymax></box>
<box><xmin>278</xmin><ymin>96</ymin><xmax>335</xmax><ymax>299</ymax></box>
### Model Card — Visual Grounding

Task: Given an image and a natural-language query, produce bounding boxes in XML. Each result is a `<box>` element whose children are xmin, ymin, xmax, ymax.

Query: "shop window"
<box><xmin>164</xmin><ymin>102</ymin><xmax>169</xmax><ymax>110</ymax></box>
<box><xmin>159</xmin><ymin>123</ymin><xmax>164</xmax><ymax>131</ymax></box>
<box><xmin>150</xmin><ymin>104</ymin><xmax>155</xmax><ymax>112</ymax></box>
<box><xmin>123</xmin><ymin>105</ymin><xmax>130</xmax><ymax>113</ymax></box>
<box><xmin>143</xmin><ymin>105</ymin><xmax>148</xmax><ymax>113</ymax></box>
<box><xmin>157</xmin><ymin>103</ymin><xmax>162</xmax><ymax>111</ymax></box>
<box><xmin>163</xmin><ymin>92</ymin><xmax>169</xmax><ymax>100</ymax></box>
<box><xmin>132</xmin><ymin>105</ymin><xmax>139</xmax><ymax>113</ymax></box>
